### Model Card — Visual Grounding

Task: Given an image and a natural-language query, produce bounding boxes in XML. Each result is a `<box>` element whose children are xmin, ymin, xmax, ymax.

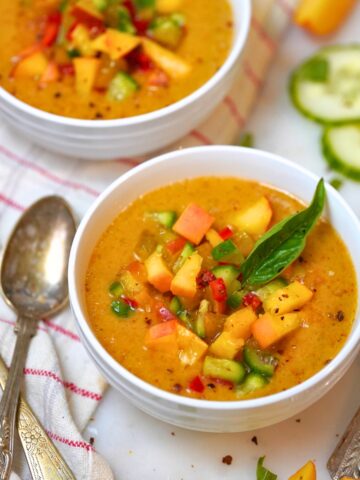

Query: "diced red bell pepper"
<box><xmin>242</xmin><ymin>292</ymin><xmax>262</xmax><ymax>311</ymax></box>
<box><xmin>58</xmin><ymin>63</ymin><xmax>75</xmax><ymax>76</ymax></box>
<box><xmin>189</xmin><ymin>375</ymin><xmax>205</xmax><ymax>393</ymax></box>
<box><xmin>71</xmin><ymin>6</ymin><xmax>105</xmax><ymax>36</ymax></box>
<box><xmin>123</xmin><ymin>0</ymin><xmax>136</xmax><ymax>19</ymax></box>
<box><xmin>166</xmin><ymin>237</ymin><xmax>187</xmax><ymax>255</ymax></box>
<box><xmin>209</xmin><ymin>278</ymin><xmax>227</xmax><ymax>302</ymax></box>
<box><xmin>122</xmin><ymin>297</ymin><xmax>139</xmax><ymax>310</ymax></box>
<box><xmin>219</xmin><ymin>226</ymin><xmax>233</xmax><ymax>241</ymax></box>
<box><xmin>197</xmin><ymin>270</ymin><xmax>216</xmax><ymax>288</ymax></box>
<box><xmin>133</xmin><ymin>18</ymin><xmax>150</xmax><ymax>35</ymax></box>
<box><xmin>42</xmin><ymin>11</ymin><xmax>62</xmax><ymax>47</ymax></box>
<box><xmin>127</xmin><ymin>49</ymin><xmax>153</xmax><ymax>72</ymax></box>
<box><xmin>66</xmin><ymin>20</ymin><xmax>80</xmax><ymax>41</ymax></box>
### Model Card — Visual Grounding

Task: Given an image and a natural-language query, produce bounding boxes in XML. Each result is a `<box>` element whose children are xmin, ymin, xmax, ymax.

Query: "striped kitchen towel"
<box><xmin>0</xmin><ymin>0</ymin><xmax>298</xmax><ymax>478</ymax></box>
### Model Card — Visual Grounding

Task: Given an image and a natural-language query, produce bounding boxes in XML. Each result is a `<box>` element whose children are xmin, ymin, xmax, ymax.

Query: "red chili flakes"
<box><xmin>197</xmin><ymin>270</ymin><xmax>216</xmax><ymax>288</ymax></box>
<box><xmin>222</xmin><ymin>455</ymin><xmax>233</xmax><ymax>465</ymax></box>
<box><xmin>242</xmin><ymin>292</ymin><xmax>262</xmax><ymax>311</ymax></box>
<box><xmin>189</xmin><ymin>376</ymin><xmax>205</xmax><ymax>393</ymax></box>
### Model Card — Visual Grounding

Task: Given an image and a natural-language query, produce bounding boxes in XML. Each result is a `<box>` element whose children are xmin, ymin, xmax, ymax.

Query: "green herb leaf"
<box><xmin>241</xmin><ymin>179</ymin><xmax>325</xmax><ymax>288</ymax></box>
<box><xmin>298</xmin><ymin>57</ymin><xmax>329</xmax><ymax>82</ymax></box>
<box><xmin>257</xmin><ymin>457</ymin><xmax>277</xmax><ymax>480</ymax></box>
<box><xmin>239</xmin><ymin>132</ymin><xmax>254</xmax><ymax>148</ymax></box>
<box><xmin>329</xmin><ymin>177</ymin><xmax>343</xmax><ymax>190</ymax></box>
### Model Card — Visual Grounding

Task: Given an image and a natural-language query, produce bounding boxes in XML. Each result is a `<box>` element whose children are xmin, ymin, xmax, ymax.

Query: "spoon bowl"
<box><xmin>1</xmin><ymin>196</ymin><xmax>75</xmax><ymax>318</ymax></box>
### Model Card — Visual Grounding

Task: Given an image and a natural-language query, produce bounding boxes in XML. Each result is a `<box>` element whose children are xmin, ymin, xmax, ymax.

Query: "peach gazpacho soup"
<box><xmin>85</xmin><ymin>177</ymin><xmax>357</xmax><ymax>400</ymax></box>
<box><xmin>0</xmin><ymin>0</ymin><xmax>233</xmax><ymax>119</ymax></box>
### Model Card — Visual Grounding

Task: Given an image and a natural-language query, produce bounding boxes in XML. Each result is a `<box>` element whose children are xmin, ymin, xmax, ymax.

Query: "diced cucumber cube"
<box><xmin>203</xmin><ymin>356</ymin><xmax>246</xmax><ymax>384</ymax></box>
<box><xmin>236</xmin><ymin>372</ymin><xmax>268</xmax><ymax>396</ymax></box>
<box><xmin>109</xmin><ymin>280</ymin><xmax>125</xmax><ymax>297</ymax></box>
<box><xmin>107</xmin><ymin>72</ymin><xmax>139</xmax><ymax>102</ymax></box>
<box><xmin>212</xmin><ymin>265</ymin><xmax>240</xmax><ymax>290</ymax></box>
<box><xmin>111</xmin><ymin>299</ymin><xmax>131</xmax><ymax>317</ymax></box>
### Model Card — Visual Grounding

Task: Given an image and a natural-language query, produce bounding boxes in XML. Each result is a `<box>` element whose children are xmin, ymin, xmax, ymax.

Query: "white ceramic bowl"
<box><xmin>0</xmin><ymin>1</ymin><xmax>250</xmax><ymax>160</ymax></box>
<box><xmin>68</xmin><ymin>146</ymin><xmax>360</xmax><ymax>432</ymax></box>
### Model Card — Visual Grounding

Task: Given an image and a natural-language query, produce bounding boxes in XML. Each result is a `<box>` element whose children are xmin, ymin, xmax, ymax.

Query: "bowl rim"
<box><xmin>68</xmin><ymin>145</ymin><xmax>360</xmax><ymax>411</ymax></box>
<box><xmin>0</xmin><ymin>0</ymin><xmax>251</xmax><ymax>129</ymax></box>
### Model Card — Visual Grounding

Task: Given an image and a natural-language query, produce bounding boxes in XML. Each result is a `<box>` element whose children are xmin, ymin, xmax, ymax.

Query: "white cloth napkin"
<box><xmin>0</xmin><ymin>0</ymin><xmax>298</xmax><ymax>478</ymax></box>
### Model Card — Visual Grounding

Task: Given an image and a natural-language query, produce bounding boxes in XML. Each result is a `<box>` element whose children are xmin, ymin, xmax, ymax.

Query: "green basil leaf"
<box><xmin>257</xmin><ymin>456</ymin><xmax>277</xmax><ymax>480</ymax></box>
<box><xmin>241</xmin><ymin>179</ymin><xmax>325</xmax><ymax>288</ymax></box>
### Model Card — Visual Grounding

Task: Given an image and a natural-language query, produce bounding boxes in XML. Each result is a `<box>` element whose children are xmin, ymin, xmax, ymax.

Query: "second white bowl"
<box><xmin>68</xmin><ymin>146</ymin><xmax>360</xmax><ymax>432</ymax></box>
<box><xmin>0</xmin><ymin>0</ymin><xmax>250</xmax><ymax>160</ymax></box>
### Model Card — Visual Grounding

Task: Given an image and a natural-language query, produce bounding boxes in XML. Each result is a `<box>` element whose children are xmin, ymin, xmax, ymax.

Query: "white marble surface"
<box><xmin>87</xmin><ymin>10</ymin><xmax>360</xmax><ymax>479</ymax></box>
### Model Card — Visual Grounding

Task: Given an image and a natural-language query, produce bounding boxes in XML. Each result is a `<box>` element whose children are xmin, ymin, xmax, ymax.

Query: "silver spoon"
<box><xmin>0</xmin><ymin>196</ymin><xmax>76</xmax><ymax>480</ymax></box>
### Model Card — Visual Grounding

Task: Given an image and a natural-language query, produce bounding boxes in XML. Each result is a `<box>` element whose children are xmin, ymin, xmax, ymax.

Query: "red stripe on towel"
<box><xmin>0</xmin><ymin>193</ymin><xmax>24</xmax><ymax>212</ymax></box>
<box><xmin>0</xmin><ymin>145</ymin><xmax>100</xmax><ymax>197</ymax></box>
<box><xmin>24</xmin><ymin>368</ymin><xmax>102</xmax><ymax>401</ymax></box>
<box><xmin>223</xmin><ymin>96</ymin><xmax>246</xmax><ymax>127</ymax></box>
<box><xmin>43</xmin><ymin>319</ymin><xmax>80</xmax><ymax>342</ymax></box>
<box><xmin>190</xmin><ymin>130</ymin><xmax>213</xmax><ymax>145</ymax></box>
<box><xmin>46</xmin><ymin>431</ymin><xmax>94</xmax><ymax>452</ymax></box>
<box><xmin>251</xmin><ymin>17</ymin><xmax>277</xmax><ymax>51</ymax></box>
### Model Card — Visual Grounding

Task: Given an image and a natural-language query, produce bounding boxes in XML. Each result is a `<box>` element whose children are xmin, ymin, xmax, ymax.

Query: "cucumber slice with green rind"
<box><xmin>322</xmin><ymin>124</ymin><xmax>360</xmax><ymax>181</ymax></box>
<box><xmin>290</xmin><ymin>45</ymin><xmax>360</xmax><ymax>125</ymax></box>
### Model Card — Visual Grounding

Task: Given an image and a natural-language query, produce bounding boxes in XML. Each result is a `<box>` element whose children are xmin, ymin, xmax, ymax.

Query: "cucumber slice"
<box><xmin>322</xmin><ymin>124</ymin><xmax>360</xmax><ymax>181</ymax></box>
<box><xmin>290</xmin><ymin>45</ymin><xmax>360</xmax><ymax>124</ymax></box>
<box><xmin>243</xmin><ymin>346</ymin><xmax>276</xmax><ymax>377</ymax></box>
<box><xmin>194</xmin><ymin>299</ymin><xmax>209</xmax><ymax>338</ymax></box>
<box><xmin>173</xmin><ymin>242</ymin><xmax>194</xmax><ymax>272</ymax></box>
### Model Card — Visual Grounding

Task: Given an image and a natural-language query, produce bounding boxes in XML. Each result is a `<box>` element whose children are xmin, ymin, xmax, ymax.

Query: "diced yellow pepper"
<box><xmin>295</xmin><ymin>0</ymin><xmax>355</xmax><ymax>36</ymax></box>
<box><xmin>205</xmin><ymin>229</ymin><xmax>223</xmax><ymax>247</ymax></box>
<box><xmin>231</xmin><ymin>196</ymin><xmax>272</xmax><ymax>236</ymax></box>
<box><xmin>92</xmin><ymin>29</ymin><xmax>140</xmax><ymax>60</ymax></box>
<box><xmin>141</xmin><ymin>38</ymin><xmax>191</xmax><ymax>78</ymax></box>
<box><xmin>71</xmin><ymin>24</ymin><xmax>96</xmax><ymax>57</ymax></box>
<box><xmin>209</xmin><ymin>331</ymin><xmax>244</xmax><ymax>360</ymax></box>
<box><xmin>73</xmin><ymin>58</ymin><xmax>101</xmax><ymax>95</ymax></box>
<box><xmin>170</xmin><ymin>252</ymin><xmax>202</xmax><ymax>298</ymax></box>
<box><xmin>145</xmin><ymin>250</ymin><xmax>173</xmax><ymax>293</ymax></box>
<box><xmin>263</xmin><ymin>281</ymin><xmax>313</xmax><ymax>315</ymax></box>
<box><xmin>252</xmin><ymin>312</ymin><xmax>301</xmax><ymax>349</ymax></box>
<box><xmin>13</xmin><ymin>52</ymin><xmax>48</xmax><ymax>79</ymax></box>
<box><xmin>223</xmin><ymin>307</ymin><xmax>257</xmax><ymax>339</ymax></box>
<box><xmin>177</xmin><ymin>324</ymin><xmax>208</xmax><ymax>365</ymax></box>
<box><xmin>288</xmin><ymin>460</ymin><xmax>316</xmax><ymax>480</ymax></box>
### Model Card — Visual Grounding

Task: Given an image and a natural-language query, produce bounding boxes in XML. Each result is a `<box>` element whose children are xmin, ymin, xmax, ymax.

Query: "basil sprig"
<box><xmin>257</xmin><ymin>457</ymin><xmax>278</xmax><ymax>480</ymax></box>
<box><xmin>241</xmin><ymin>179</ymin><xmax>325</xmax><ymax>288</ymax></box>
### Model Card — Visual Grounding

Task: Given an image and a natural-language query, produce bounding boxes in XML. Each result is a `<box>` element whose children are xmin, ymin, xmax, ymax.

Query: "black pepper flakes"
<box><xmin>54</xmin><ymin>92</ymin><xmax>61</xmax><ymax>98</ymax></box>
<box><xmin>251</xmin><ymin>436</ymin><xmax>258</xmax><ymax>445</ymax></box>
<box><xmin>89</xmin><ymin>437</ymin><xmax>95</xmax><ymax>446</ymax></box>
<box><xmin>336</xmin><ymin>310</ymin><xmax>345</xmax><ymax>321</ymax></box>
<box><xmin>172</xmin><ymin>383</ymin><xmax>182</xmax><ymax>393</ymax></box>
<box><xmin>222</xmin><ymin>455</ymin><xmax>232</xmax><ymax>465</ymax></box>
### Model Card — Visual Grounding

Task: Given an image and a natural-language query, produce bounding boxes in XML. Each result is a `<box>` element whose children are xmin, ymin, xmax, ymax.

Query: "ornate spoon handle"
<box><xmin>328</xmin><ymin>407</ymin><xmax>360</xmax><ymax>479</ymax></box>
<box><xmin>0</xmin><ymin>316</ymin><xmax>35</xmax><ymax>480</ymax></box>
<box><xmin>0</xmin><ymin>354</ymin><xmax>75</xmax><ymax>480</ymax></box>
